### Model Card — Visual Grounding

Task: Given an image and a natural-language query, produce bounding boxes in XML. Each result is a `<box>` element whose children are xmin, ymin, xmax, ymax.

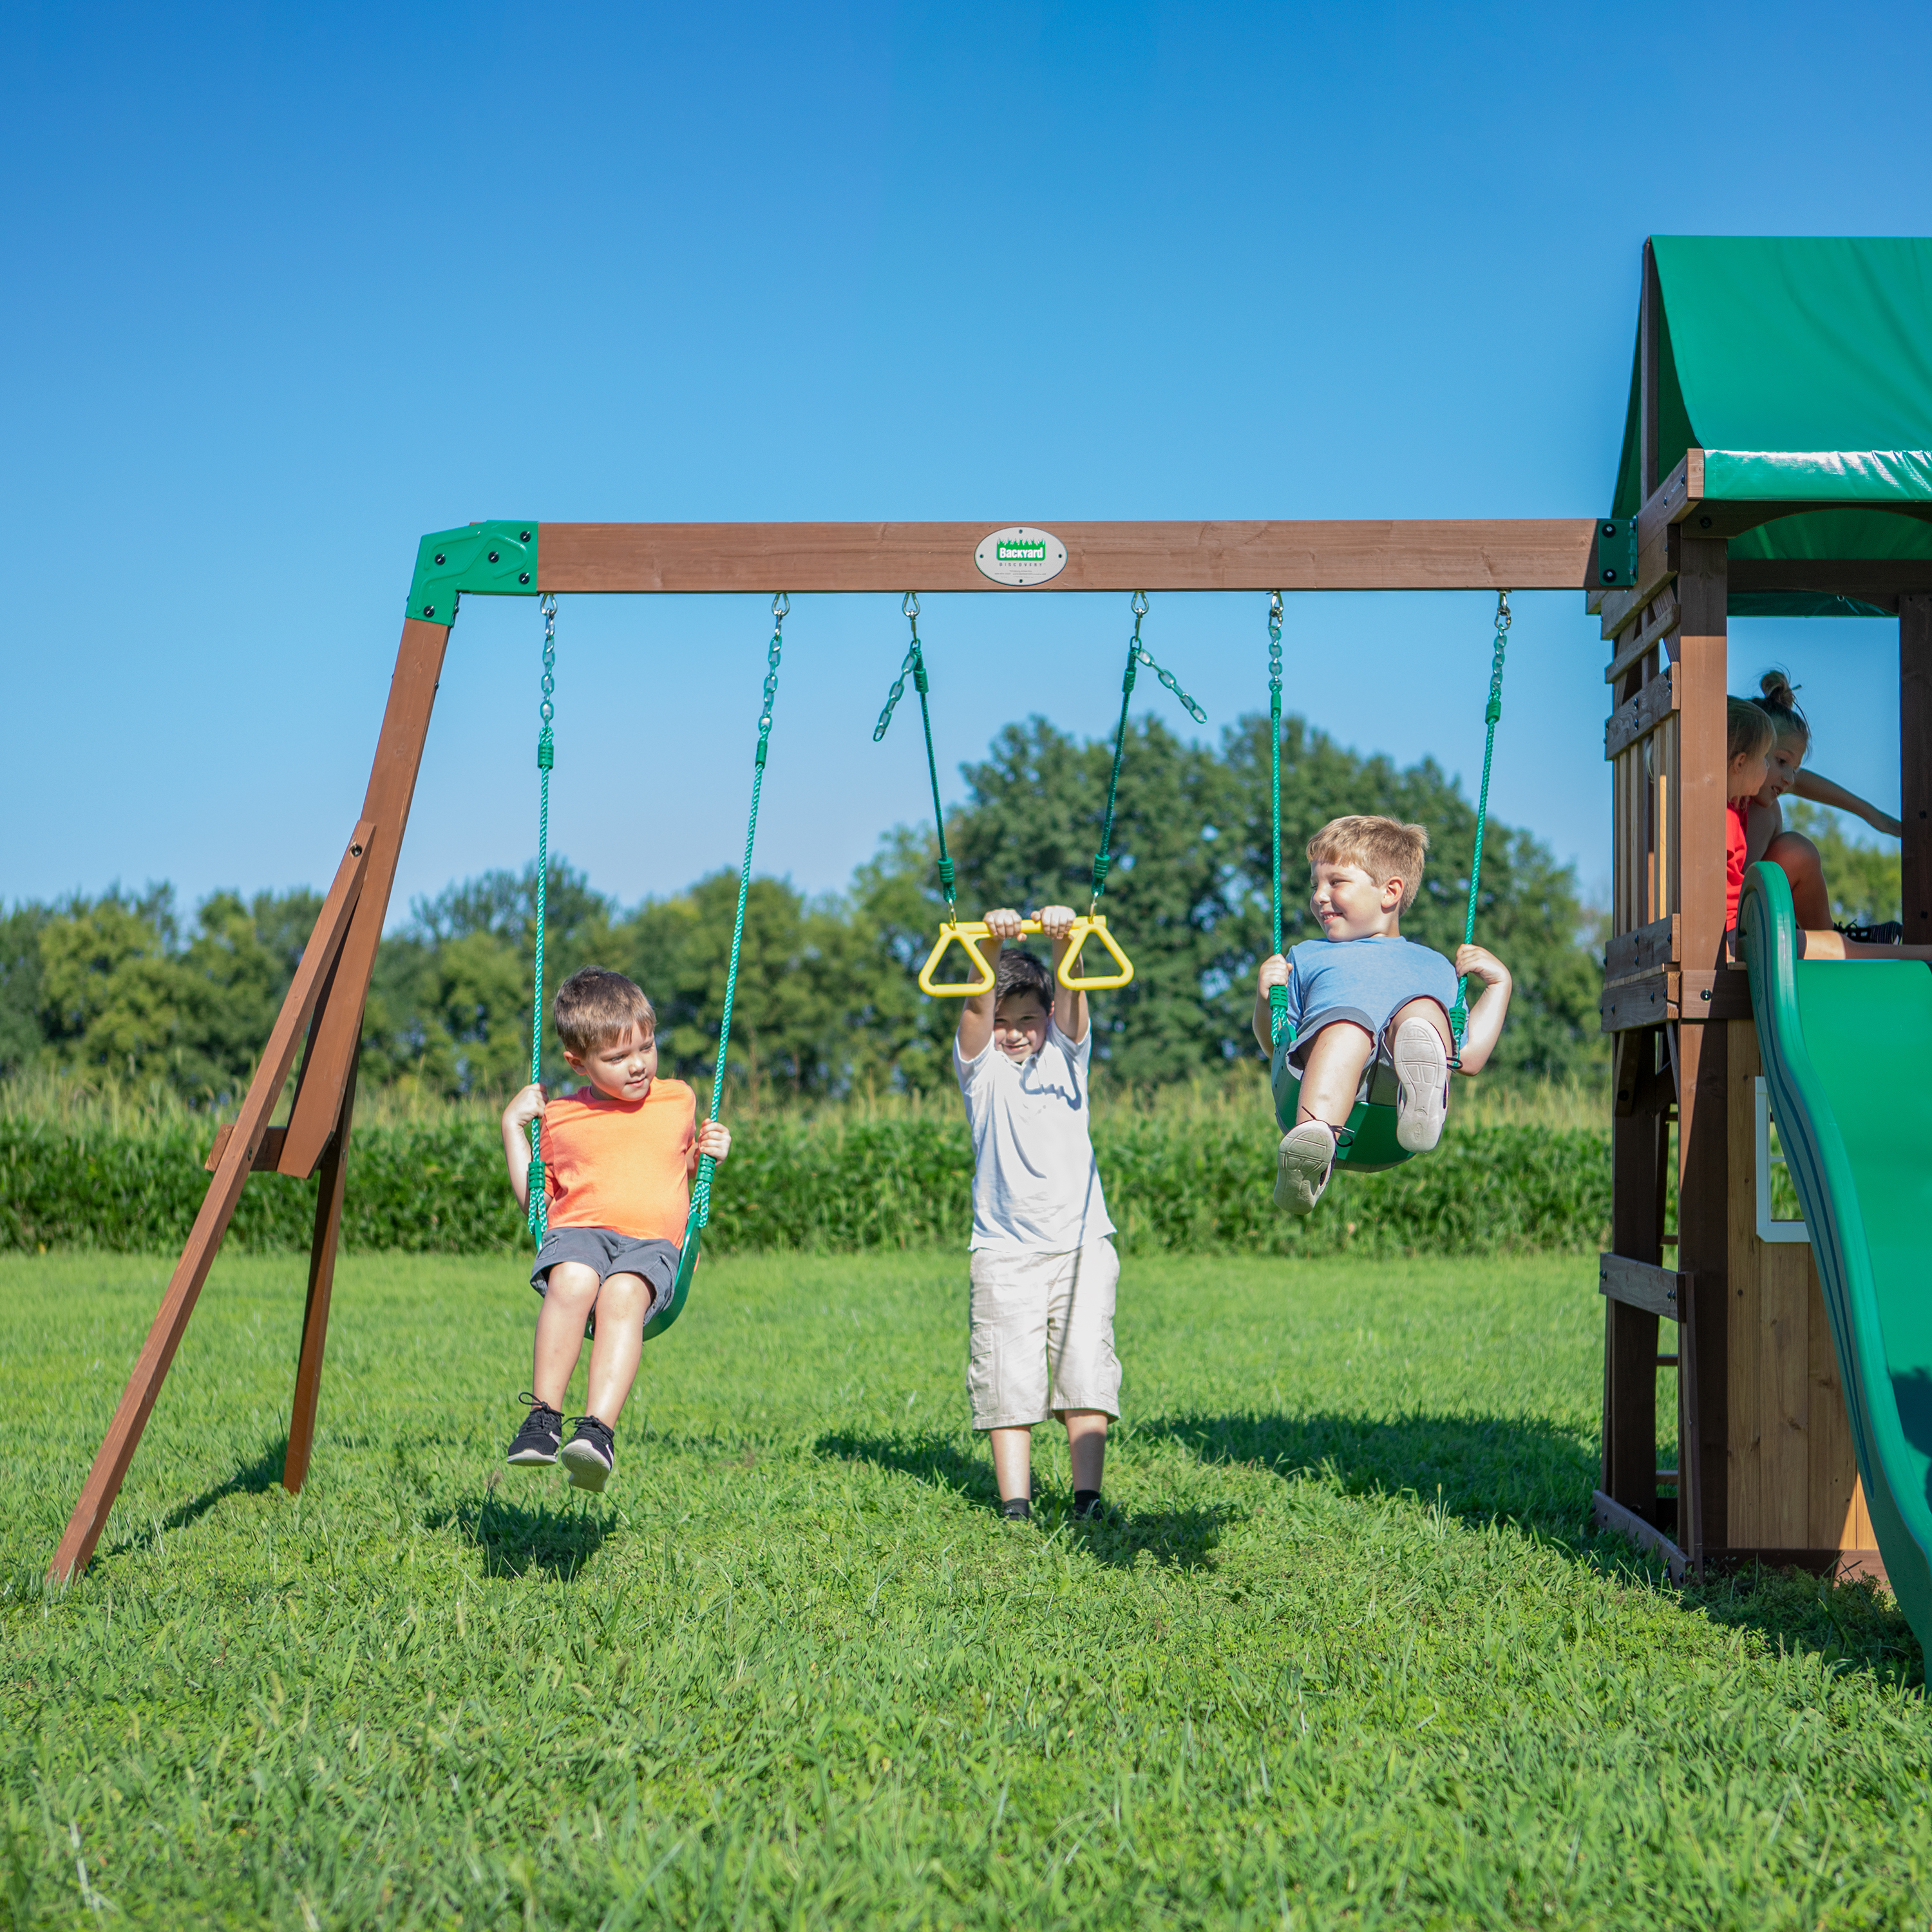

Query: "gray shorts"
<box><xmin>531</xmin><ymin>1225</ymin><xmax>681</xmax><ymax>1325</ymax></box>
<box><xmin>1283</xmin><ymin>998</ymin><xmax>1452</xmax><ymax>1106</ymax></box>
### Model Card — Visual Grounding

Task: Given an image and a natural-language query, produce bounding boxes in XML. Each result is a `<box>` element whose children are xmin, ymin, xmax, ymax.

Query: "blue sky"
<box><xmin>7</xmin><ymin>1</ymin><xmax>1928</xmax><ymax>925</ymax></box>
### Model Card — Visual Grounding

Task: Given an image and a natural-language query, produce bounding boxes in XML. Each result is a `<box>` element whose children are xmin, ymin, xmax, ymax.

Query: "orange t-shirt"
<box><xmin>539</xmin><ymin>1077</ymin><xmax>696</xmax><ymax>1242</ymax></box>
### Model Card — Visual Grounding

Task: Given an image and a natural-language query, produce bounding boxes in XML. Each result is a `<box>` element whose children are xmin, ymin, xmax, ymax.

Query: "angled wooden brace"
<box><xmin>49</xmin><ymin>822</ymin><xmax>375</xmax><ymax>1583</ymax></box>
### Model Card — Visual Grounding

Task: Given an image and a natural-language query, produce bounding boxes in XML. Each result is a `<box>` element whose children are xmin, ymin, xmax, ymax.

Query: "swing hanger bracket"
<box><xmin>406</xmin><ymin>520</ymin><xmax>542</xmax><ymax>625</ymax></box>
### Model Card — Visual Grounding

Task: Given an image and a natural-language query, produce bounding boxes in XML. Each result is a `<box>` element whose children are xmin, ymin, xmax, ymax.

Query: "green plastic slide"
<box><xmin>1738</xmin><ymin>862</ymin><xmax>1932</xmax><ymax>1649</ymax></box>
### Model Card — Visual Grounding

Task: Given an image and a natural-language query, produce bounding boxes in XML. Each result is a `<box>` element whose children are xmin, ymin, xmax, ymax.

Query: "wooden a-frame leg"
<box><xmin>50</xmin><ymin>614</ymin><xmax>452</xmax><ymax>1582</ymax></box>
<box><xmin>282</xmin><ymin>1046</ymin><xmax>360</xmax><ymax>1496</ymax></box>
<box><xmin>49</xmin><ymin>825</ymin><xmax>373</xmax><ymax>1583</ymax></box>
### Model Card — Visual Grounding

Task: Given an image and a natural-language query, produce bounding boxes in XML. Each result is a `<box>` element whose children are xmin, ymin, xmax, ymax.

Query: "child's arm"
<box><xmin>1792</xmin><ymin>769</ymin><xmax>1904</xmax><ymax>838</ymax></box>
<box><xmin>1036</xmin><ymin>904</ymin><xmax>1087</xmax><ymax>1043</ymax></box>
<box><xmin>1253</xmin><ymin>953</ymin><xmax>1290</xmax><ymax>1053</ymax></box>
<box><xmin>956</xmin><ymin>907</ymin><xmax>1018</xmax><ymax>1059</ymax></box>
<box><xmin>500</xmin><ymin>1083</ymin><xmax>546</xmax><ymax>1214</ymax></box>
<box><xmin>1745</xmin><ymin>797</ymin><xmax>1781</xmax><ymax>864</ymax></box>
<box><xmin>1450</xmin><ymin>945</ymin><xmax>1513</xmax><ymax>1075</ymax></box>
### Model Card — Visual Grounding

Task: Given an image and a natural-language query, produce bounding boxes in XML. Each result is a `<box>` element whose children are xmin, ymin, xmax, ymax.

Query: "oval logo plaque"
<box><xmin>974</xmin><ymin>526</ymin><xmax>1068</xmax><ymax>587</ymax></box>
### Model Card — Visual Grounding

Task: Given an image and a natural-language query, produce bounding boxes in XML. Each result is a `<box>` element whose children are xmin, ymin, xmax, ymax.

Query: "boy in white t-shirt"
<box><xmin>954</xmin><ymin>904</ymin><xmax>1119</xmax><ymax>1524</ymax></box>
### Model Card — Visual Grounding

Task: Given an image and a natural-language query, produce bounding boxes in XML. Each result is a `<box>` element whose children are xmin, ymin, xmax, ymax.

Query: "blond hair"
<box><xmin>1307</xmin><ymin>815</ymin><xmax>1429</xmax><ymax>912</ymax></box>
<box><xmin>553</xmin><ymin>967</ymin><xmax>656</xmax><ymax>1057</ymax></box>
<box><xmin>1727</xmin><ymin>696</ymin><xmax>1775</xmax><ymax>764</ymax></box>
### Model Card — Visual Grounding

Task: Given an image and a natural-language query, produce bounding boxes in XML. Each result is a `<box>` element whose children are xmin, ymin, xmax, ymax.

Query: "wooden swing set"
<box><xmin>53</xmin><ymin>234</ymin><xmax>1932</xmax><ymax>1611</ymax></box>
<box><xmin>48</xmin><ymin>516</ymin><xmax>1583</xmax><ymax>1582</ymax></box>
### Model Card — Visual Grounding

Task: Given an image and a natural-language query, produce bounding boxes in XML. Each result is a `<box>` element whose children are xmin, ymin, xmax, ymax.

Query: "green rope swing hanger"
<box><xmin>524</xmin><ymin>591</ymin><xmax>790</xmax><ymax>1341</ymax></box>
<box><xmin>875</xmin><ymin>590</ymin><xmax>1205</xmax><ymax>994</ymax></box>
<box><xmin>1269</xmin><ymin>588</ymin><xmax>1511</xmax><ymax>1172</ymax></box>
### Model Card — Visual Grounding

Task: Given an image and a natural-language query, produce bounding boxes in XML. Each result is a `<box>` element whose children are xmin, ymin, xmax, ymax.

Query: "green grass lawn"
<box><xmin>1</xmin><ymin>1246</ymin><xmax>1926</xmax><ymax>1930</ymax></box>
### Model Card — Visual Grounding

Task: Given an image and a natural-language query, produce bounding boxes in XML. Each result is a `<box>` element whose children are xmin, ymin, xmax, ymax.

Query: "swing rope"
<box><xmin>526</xmin><ymin>594</ymin><xmax>558</xmax><ymax>1244</ymax></box>
<box><xmin>1267</xmin><ymin>591</ymin><xmax>1289</xmax><ymax>1048</ymax></box>
<box><xmin>690</xmin><ymin>592</ymin><xmax>790</xmax><ymax>1235</ymax></box>
<box><xmin>1448</xmin><ymin>589</ymin><xmax>1511</xmax><ymax>1051</ymax></box>
<box><xmin>872</xmin><ymin>593</ymin><xmax>958</xmax><ymax>917</ymax></box>
<box><xmin>1092</xmin><ymin>592</ymin><xmax>1207</xmax><ymax>913</ymax></box>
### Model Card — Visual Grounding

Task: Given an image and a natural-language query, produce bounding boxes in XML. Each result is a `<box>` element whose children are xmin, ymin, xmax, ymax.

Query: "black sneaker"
<box><xmin>560</xmin><ymin>1416</ymin><xmax>616</xmax><ymax>1492</ymax></box>
<box><xmin>998</xmin><ymin>1496</ymin><xmax>1031</xmax><ymax>1522</ymax></box>
<box><xmin>1837</xmin><ymin>920</ymin><xmax>1904</xmax><ymax>945</ymax></box>
<box><xmin>1072</xmin><ymin>1490</ymin><xmax>1105</xmax><ymax>1521</ymax></box>
<box><xmin>506</xmin><ymin>1395</ymin><xmax>563</xmax><ymax>1466</ymax></box>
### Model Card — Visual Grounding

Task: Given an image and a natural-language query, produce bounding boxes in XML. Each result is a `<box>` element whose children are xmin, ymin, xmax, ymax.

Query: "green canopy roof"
<box><xmin>1610</xmin><ymin>236</ymin><xmax>1932</xmax><ymax>614</ymax></box>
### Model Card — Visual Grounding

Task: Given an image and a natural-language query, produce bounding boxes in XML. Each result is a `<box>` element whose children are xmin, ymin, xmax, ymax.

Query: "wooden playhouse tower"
<box><xmin>1593</xmin><ymin>235</ymin><xmax>1932</xmax><ymax>1578</ymax></box>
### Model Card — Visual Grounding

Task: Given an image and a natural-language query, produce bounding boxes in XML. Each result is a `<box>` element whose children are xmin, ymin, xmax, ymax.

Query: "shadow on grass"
<box><xmin>1138</xmin><ymin>1408</ymin><xmax>1597</xmax><ymax>1540</ymax></box>
<box><xmin>1680</xmin><ymin>1565</ymin><xmax>1922</xmax><ymax>1687</ymax></box>
<box><xmin>814</xmin><ymin>1430</ymin><xmax>1233</xmax><ymax>1569</ymax></box>
<box><xmin>428</xmin><ymin>1483</ymin><xmax>610</xmax><ymax>1582</ymax></box>
<box><xmin>815</xmin><ymin>1429</ymin><xmax>994</xmax><ymax>1505</ymax></box>
<box><xmin>1148</xmin><ymin>1408</ymin><xmax>1924</xmax><ymax>1677</ymax></box>
<box><xmin>98</xmin><ymin>1439</ymin><xmax>290</xmax><ymax>1562</ymax></box>
<box><xmin>1058</xmin><ymin>1502</ymin><xmax>1233</xmax><ymax>1571</ymax></box>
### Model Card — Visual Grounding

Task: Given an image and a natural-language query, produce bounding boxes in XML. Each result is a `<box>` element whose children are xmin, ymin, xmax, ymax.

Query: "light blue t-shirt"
<box><xmin>1279</xmin><ymin>934</ymin><xmax>1459</xmax><ymax>1045</ymax></box>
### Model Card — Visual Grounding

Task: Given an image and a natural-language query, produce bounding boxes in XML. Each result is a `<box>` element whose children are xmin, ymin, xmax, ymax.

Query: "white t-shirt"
<box><xmin>954</xmin><ymin>1017</ymin><xmax>1114</xmax><ymax>1254</ymax></box>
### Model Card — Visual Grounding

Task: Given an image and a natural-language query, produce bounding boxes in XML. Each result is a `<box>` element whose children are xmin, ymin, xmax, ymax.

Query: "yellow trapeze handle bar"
<box><xmin>916</xmin><ymin>914</ymin><xmax>1136</xmax><ymax>998</ymax></box>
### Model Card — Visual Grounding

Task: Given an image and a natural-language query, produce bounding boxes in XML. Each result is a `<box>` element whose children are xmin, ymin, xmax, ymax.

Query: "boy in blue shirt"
<box><xmin>1252</xmin><ymin>815</ymin><xmax>1512</xmax><ymax>1213</ymax></box>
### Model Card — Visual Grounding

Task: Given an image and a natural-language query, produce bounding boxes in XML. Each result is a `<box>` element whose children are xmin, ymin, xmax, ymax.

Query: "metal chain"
<box><xmin>872</xmin><ymin>592</ymin><xmax>957</xmax><ymax>913</ymax></box>
<box><xmin>1131</xmin><ymin>643</ymin><xmax>1208</xmax><ymax>724</ymax></box>
<box><xmin>526</xmin><ymin>594</ymin><xmax>558</xmax><ymax>1243</ymax></box>
<box><xmin>1448</xmin><ymin>589</ymin><xmax>1511</xmax><ymax>1054</ymax></box>
<box><xmin>873</xmin><ymin>591</ymin><xmax>921</xmax><ymax>739</ymax></box>
<box><xmin>690</xmin><ymin>591</ymin><xmax>788</xmax><ymax>1231</ymax></box>
<box><xmin>1267</xmin><ymin>591</ymin><xmax>1289</xmax><ymax>1049</ymax></box>
<box><xmin>1092</xmin><ymin>592</ymin><xmax>1208</xmax><ymax>912</ymax></box>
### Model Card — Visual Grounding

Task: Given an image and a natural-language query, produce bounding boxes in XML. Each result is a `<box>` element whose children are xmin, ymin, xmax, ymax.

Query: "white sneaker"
<box><xmin>1392</xmin><ymin>1018</ymin><xmax>1450</xmax><ymax>1153</ymax></box>
<box><xmin>1275</xmin><ymin>1121</ymin><xmax>1337</xmax><ymax>1215</ymax></box>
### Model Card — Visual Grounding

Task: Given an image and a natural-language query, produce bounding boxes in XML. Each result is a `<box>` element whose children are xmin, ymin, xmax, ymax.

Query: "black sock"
<box><xmin>1073</xmin><ymin>1489</ymin><xmax>1103</xmax><ymax>1519</ymax></box>
<box><xmin>999</xmin><ymin>1496</ymin><xmax>1031</xmax><ymax>1520</ymax></box>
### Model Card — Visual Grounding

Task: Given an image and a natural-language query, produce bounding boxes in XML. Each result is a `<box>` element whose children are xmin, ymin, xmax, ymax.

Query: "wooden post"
<box><xmin>1902</xmin><ymin>594</ymin><xmax>1932</xmax><ymax>945</ymax></box>
<box><xmin>50</xmin><ymin>825</ymin><xmax>373</xmax><ymax>1582</ymax></box>
<box><xmin>281</xmin><ymin>1045</ymin><xmax>360</xmax><ymax>1495</ymax></box>
<box><xmin>1672</xmin><ymin>534</ymin><xmax>1730</xmax><ymax>1566</ymax></box>
<box><xmin>1605</xmin><ymin>1029</ymin><xmax>1665</xmax><ymax>1517</ymax></box>
<box><xmin>282</xmin><ymin>618</ymin><xmax>453</xmax><ymax>1175</ymax></box>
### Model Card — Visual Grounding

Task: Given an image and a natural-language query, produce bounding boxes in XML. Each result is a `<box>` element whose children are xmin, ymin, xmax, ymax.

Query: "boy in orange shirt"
<box><xmin>499</xmin><ymin>967</ymin><xmax>730</xmax><ymax>1490</ymax></box>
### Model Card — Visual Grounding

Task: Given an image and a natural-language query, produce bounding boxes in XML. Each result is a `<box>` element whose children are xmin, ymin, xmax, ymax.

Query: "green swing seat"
<box><xmin>1269</xmin><ymin>1027</ymin><xmax>1416</xmax><ymax>1173</ymax></box>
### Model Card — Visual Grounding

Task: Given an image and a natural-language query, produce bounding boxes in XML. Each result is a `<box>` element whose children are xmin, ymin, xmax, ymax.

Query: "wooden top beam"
<box><xmin>535</xmin><ymin>520</ymin><xmax>1597</xmax><ymax>595</ymax></box>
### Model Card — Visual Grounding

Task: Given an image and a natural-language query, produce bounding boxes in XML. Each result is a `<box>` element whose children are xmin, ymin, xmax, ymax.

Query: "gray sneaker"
<box><xmin>1275</xmin><ymin>1121</ymin><xmax>1337</xmax><ymax>1215</ymax></box>
<box><xmin>1392</xmin><ymin>1018</ymin><xmax>1450</xmax><ymax>1153</ymax></box>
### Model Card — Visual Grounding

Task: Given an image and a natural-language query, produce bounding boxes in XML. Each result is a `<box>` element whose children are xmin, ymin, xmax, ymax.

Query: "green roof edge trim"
<box><xmin>406</xmin><ymin>521</ymin><xmax>541</xmax><ymax>625</ymax></box>
<box><xmin>1702</xmin><ymin>449</ymin><xmax>1932</xmax><ymax>501</ymax></box>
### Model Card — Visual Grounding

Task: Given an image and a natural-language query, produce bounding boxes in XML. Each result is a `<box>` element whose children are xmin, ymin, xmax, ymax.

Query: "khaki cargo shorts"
<box><xmin>966</xmin><ymin>1238</ymin><xmax>1122</xmax><ymax>1430</ymax></box>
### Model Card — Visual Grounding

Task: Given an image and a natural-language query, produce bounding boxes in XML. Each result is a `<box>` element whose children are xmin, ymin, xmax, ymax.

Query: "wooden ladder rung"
<box><xmin>1656</xmin><ymin>1354</ymin><xmax>1680</xmax><ymax>1367</ymax></box>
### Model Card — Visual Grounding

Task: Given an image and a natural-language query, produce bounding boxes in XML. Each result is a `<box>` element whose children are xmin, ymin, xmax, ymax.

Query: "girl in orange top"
<box><xmin>498</xmin><ymin>967</ymin><xmax>730</xmax><ymax>1491</ymax></box>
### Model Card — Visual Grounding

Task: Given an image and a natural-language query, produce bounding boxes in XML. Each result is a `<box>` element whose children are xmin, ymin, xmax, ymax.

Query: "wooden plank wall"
<box><xmin>1723</xmin><ymin>1020</ymin><xmax>1873</xmax><ymax>1558</ymax></box>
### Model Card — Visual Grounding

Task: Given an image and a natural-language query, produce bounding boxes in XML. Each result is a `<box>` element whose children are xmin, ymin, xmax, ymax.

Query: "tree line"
<box><xmin>0</xmin><ymin>710</ymin><xmax>1607</xmax><ymax>1106</ymax></box>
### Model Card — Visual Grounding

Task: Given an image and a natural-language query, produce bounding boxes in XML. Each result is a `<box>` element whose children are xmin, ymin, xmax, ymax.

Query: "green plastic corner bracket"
<box><xmin>1593</xmin><ymin>516</ymin><xmax>1636</xmax><ymax>589</ymax></box>
<box><xmin>405</xmin><ymin>520</ymin><xmax>541</xmax><ymax>626</ymax></box>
